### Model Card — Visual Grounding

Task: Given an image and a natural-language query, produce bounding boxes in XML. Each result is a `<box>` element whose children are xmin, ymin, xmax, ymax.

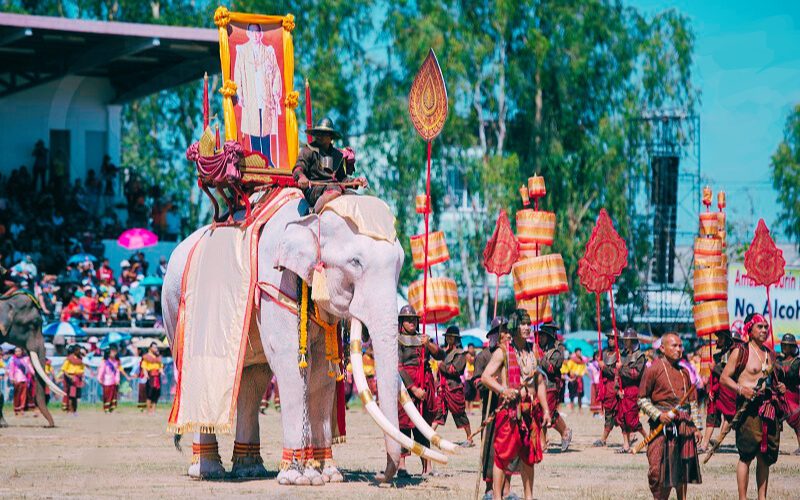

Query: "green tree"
<box><xmin>770</xmin><ymin>104</ymin><xmax>800</xmax><ymax>247</ymax></box>
<box><xmin>367</xmin><ymin>1</ymin><xmax>697</xmax><ymax>330</ymax></box>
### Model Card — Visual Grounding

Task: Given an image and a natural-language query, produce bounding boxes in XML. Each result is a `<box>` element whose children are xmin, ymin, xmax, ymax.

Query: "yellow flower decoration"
<box><xmin>284</xmin><ymin>90</ymin><xmax>299</xmax><ymax>109</ymax></box>
<box><xmin>219</xmin><ymin>79</ymin><xmax>238</xmax><ymax>97</ymax></box>
<box><xmin>282</xmin><ymin>14</ymin><xmax>295</xmax><ymax>32</ymax></box>
<box><xmin>214</xmin><ymin>6</ymin><xmax>230</xmax><ymax>27</ymax></box>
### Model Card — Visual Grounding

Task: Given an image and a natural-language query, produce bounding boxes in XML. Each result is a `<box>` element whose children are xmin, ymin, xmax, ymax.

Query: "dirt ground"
<box><xmin>1</xmin><ymin>402</ymin><xmax>799</xmax><ymax>499</ymax></box>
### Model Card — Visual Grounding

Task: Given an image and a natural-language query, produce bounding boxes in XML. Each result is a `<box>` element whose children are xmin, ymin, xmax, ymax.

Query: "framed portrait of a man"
<box><xmin>214</xmin><ymin>8</ymin><xmax>299</xmax><ymax>174</ymax></box>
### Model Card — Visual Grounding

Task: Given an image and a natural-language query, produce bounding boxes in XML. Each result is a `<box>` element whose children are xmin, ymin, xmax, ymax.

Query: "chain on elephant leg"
<box><xmin>278</xmin><ymin>448</ymin><xmax>314</xmax><ymax>485</ymax></box>
<box><xmin>313</xmin><ymin>447</ymin><xmax>344</xmax><ymax>483</ymax></box>
<box><xmin>188</xmin><ymin>439</ymin><xmax>226</xmax><ymax>480</ymax></box>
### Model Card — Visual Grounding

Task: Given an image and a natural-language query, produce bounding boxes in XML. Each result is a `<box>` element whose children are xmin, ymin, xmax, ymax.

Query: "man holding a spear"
<box><xmin>637</xmin><ymin>333</ymin><xmax>703</xmax><ymax>500</ymax></box>
<box><xmin>719</xmin><ymin>313</ymin><xmax>786</xmax><ymax>500</ymax></box>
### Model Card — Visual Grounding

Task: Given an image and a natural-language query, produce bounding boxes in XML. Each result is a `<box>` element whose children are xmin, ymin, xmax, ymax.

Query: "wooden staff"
<box><xmin>632</xmin><ymin>385</ymin><xmax>696</xmax><ymax>454</ymax></box>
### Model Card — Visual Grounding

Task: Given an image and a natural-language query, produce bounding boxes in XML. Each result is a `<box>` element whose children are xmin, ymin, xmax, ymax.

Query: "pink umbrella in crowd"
<box><xmin>117</xmin><ymin>228</ymin><xmax>158</xmax><ymax>250</ymax></box>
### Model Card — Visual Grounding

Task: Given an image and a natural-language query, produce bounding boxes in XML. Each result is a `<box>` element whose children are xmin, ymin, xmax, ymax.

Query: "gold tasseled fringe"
<box><xmin>332</xmin><ymin>436</ymin><xmax>346</xmax><ymax>445</ymax></box>
<box><xmin>167</xmin><ymin>422</ymin><xmax>233</xmax><ymax>435</ymax></box>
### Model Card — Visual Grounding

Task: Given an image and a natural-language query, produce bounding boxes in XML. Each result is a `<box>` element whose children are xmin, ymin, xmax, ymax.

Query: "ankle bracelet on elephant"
<box><xmin>232</xmin><ymin>441</ymin><xmax>263</xmax><ymax>464</ymax></box>
<box><xmin>191</xmin><ymin>442</ymin><xmax>221</xmax><ymax>464</ymax></box>
<box><xmin>280</xmin><ymin>447</ymin><xmax>320</xmax><ymax>471</ymax></box>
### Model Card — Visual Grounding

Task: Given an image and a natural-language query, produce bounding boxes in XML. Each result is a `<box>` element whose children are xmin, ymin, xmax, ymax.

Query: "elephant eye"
<box><xmin>349</xmin><ymin>257</ymin><xmax>362</xmax><ymax>268</ymax></box>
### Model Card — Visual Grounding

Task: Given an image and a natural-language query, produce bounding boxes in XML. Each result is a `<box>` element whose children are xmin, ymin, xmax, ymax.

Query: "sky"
<box><xmin>629</xmin><ymin>0</ymin><xmax>800</xmax><ymax>241</ymax></box>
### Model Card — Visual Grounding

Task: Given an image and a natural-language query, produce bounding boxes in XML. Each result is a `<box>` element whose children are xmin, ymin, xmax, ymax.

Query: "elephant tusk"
<box><xmin>396</xmin><ymin>377</ymin><xmax>458</xmax><ymax>454</ymax></box>
<box><xmin>349</xmin><ymin>319</ymin><xmax>447</xmax><ymax>464</ymax></box>
<box><xmin>30</xmin><ymin>351</ymin><xmax>66</xmax><ymax>398</ymax></box>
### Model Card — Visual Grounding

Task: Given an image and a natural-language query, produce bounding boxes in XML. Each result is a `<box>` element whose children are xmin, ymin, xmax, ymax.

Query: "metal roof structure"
<box><xmin>0</xmin><ymin>12</ymin><xmax>218</xmax><ymax>102</ymax></box>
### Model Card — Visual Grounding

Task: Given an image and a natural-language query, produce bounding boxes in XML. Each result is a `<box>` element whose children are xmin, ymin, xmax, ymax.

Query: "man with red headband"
<box><xmin>776</xmin><ymin>333</ymin><xmax>800</xmax><ymax>455</ymax></box>
<box><xmin>721</xmin><ymin>313</ymin><xmax>787</xmax><ymax>500</ymax></box>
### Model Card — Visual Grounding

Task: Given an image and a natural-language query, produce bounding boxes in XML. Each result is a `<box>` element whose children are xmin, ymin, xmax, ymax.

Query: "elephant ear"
<box><xmin>274</xmin><ymin>215</ymin><xmax>319</xmax><ymax>283</ymax></box>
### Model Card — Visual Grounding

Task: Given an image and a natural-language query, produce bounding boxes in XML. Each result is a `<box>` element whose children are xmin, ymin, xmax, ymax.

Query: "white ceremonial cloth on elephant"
<box><xmin>168</xmin><ymin>188</ymin><xmax>302</xmax><ymax>434</ymax></box>
<box><xmin>320</xmin><ymin>195</ymin><xmax>397</xmax><ymax>242</ymax></box>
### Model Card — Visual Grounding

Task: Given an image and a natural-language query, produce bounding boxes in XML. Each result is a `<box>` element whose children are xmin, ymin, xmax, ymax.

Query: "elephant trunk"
<box><xmin>366</xmin><ymin>316</ymin><xmax>402</xmax><ymax>474</ymax></box>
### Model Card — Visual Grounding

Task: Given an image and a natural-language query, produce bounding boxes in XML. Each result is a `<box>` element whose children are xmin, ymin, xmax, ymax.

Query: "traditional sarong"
<box><xmin>480</xmin><ymin>389</ymin><xmax>501</xmax><ymax>483</ymax></box>
<box><xmin>600</xmin><ymin>377</ymin><xmax>618</xmax><ymax>430</ymax></box>
<box><xmin>735</xmin><ymin>395</ymin><xmax>781</xmax><ymax>466</ymax></box>
<box><xmin>493</xmin><ymin>399</ymin><xmax>543</xmax><ymax>471</ymax></box>
<box><xmin>567</xmin><ymin>377</ymin><xmax>584</xmax><ymax>400</ymax></box>
<box><xmin>398</xmin><ymin>368</ymin><xmax>437</xmax><ymax>430</ymax></box>
<box><xmin>62</xmin><ymin>374</ymin><xmax>82</xmax><ymax>412</ymax></box>
<box><xmin>785</xmin><ymin>391</ymin><xmax>800</xmax><ymax>432</ymax></box>
<box><xmin>546</xmin><ymin>388</ymin><xmax>561</xmax><ymax>420</ymax></box>
<box><xmin>646</xmin><ymin>413</ymin><xmax>701</xmax><ymax>499</ymax></box>
<box><xmin>146</xmin><ymin>371</ymin><xmax>162</xmax><ymax>403</ymax></box>
<box><xmin>616</xmin><ymin>386</ymin><xmax>643</xmax><ymax>432</ymax></box>
<box><xmin>434</xmin><ymin>378</ymin><xmax>469</xmax><ymax>429</ymax></box>
<box><xmin>12</xmin><ymin>382</ymin><xmax>27</xmax><ymax>413</ymax></box>
<box><xmin>102</xmin><ymin>384</ymin><xmax>119</xmax><ymax>412</ymax></box>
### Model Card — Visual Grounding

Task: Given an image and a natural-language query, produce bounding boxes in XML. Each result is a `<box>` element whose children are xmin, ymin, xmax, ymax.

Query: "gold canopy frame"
<box><xmin>213</xmin><ymin>6</ymin><xmax>298</xmax><ymax>177</ymax></box>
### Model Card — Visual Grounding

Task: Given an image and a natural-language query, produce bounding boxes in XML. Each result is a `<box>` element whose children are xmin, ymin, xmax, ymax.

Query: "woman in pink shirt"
<box><xmin>96</xmin><ymin>345</ymin><xmax>128</xmax><ymax>413</ymax></box>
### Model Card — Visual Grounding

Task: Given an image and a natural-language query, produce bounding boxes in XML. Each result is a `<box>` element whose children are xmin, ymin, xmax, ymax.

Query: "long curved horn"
<box><xmin>29</xmin><ymin>351</ymin><xmax>66</xmax><ymax>398</ymax></box>
<box><xmin>397</xmin><ymin>377</ymin><xmax>458</xmax><ymax>453</ymax></box>
<box><xmin>349</xmin><ymin>319</ymin><xmax>447</xmax><ymax>464</ymax></box>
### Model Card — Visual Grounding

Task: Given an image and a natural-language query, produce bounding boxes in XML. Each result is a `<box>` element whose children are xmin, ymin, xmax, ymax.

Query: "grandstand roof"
<box><xmin>0</xmin><ymin>12</ymin><xmax>218</xmax><ymax>102</ymax></box>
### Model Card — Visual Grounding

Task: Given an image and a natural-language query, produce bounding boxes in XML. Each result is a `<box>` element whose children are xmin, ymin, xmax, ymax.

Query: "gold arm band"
<box><xmin>410</xmin><ymin>442</ymin><xmax>424</xmax><ymax>457</ymax></box>
<box><xmin>359</xmin><ymin>389</ymin><xmax>373</xmax><ymax>406</ymax></box>
<box><xmin>398</xmin><ymin>390</ymin><xmax>412</xmax><ymax>406</ymax></box>
<box><xmin>350</xmin><ymin>339</ymin><xmax>362</xmax><ymax>354</ymax></box>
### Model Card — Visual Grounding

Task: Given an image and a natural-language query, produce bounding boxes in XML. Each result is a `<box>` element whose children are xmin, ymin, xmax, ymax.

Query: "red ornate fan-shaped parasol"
<box><xmin>483</xmin><ymin>210</ymin><xmax>520</xmax><ymax>316</ymax></box>
<box><xmin>744</xmin><ymin>219</ymin><xmax>785</xmax><ymax>348</ymax></box>
<box><xmin>578</xmin><ymin>209</ymin><xmax>628</xmax><ymax>359</ymax></box>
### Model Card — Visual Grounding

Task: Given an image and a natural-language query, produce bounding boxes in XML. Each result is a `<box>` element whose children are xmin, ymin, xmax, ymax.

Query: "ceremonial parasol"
<box><xmin>577</xmin><ymin>209</ymin><xmax>628</xmax><ymax>360</ymax></box>
<box><xmin>67</xmin><ymin>253</ymin><xmax>97</xmax><ymax>265</ymax></box>
<box><xmin>743</xmin><ymin>219</ymin><xmax>785</xmax><ymax>349</ymax></box>
<box><xmin>117</xmin><ymin>228</ymin><xmax>158</xmax><ymax>250</ymax></box>
<box><xmin>408</xmin><ymin>48</ymin><xmax>449</xmax><ymax>338</ymax></box>
<box><xmin>483</xmin><ymin>210</ymin><xmax>520</xmax><ymax>316</ymax></box>
<box><xmin>42</xmin><ymin>320</ymin><xmax>85</xmax><ymax>338</ymax></box>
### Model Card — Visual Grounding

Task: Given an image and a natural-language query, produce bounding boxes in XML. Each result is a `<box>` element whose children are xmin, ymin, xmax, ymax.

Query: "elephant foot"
<box><xmin>303</xmin><ymin>466</ymin><xmax>325</xmax><ymax>486</ymax></box>
<box><xmin>375</xmin><ymin>454</ymin><xmax>399</xmax><ymax>483</ymax></box>
<box><xmin>277</xmin><ymin>465</ymin><xmax>311</xmax><ymax>486</ymax></box>
<box><xmin>188</xmin><ymin>457</ymin><xmax>227</xmax><ymax>480</ymax></box>
<box><xmin>322</xmin><ymin>465</ymin><xmax>344</xmax><ymax>483</ymax></box>
<box><xmin>230</xmin><ymin>457</ymin><xmax>268</xmax><ymax>479</ymax></box>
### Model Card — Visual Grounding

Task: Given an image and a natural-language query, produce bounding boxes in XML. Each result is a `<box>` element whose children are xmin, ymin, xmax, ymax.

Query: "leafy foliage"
<box><xmin>770</xmin><ymin>104</ymin><xmax>800</xmax><ymax>248</ymax></box>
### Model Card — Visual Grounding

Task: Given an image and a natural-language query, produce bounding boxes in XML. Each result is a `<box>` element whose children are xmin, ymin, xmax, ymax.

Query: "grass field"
<box><xmin>1</xmin><ymin>403</ymin><xmax>799</xmax><ymax>499</ymax></box>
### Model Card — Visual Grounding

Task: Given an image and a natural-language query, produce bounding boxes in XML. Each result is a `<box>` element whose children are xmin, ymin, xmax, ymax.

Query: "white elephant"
<box><xmin>162</xmin><ymin>193</ymin><xmax>447</xmax><ymax>485</ymax></box>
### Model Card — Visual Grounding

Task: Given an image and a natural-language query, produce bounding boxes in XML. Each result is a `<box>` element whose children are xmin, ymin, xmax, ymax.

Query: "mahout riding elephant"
<box><xmin>0</xmin><ymin>293</ymin><xmax>66</xmax><ymax>427</ymax></box>
<box><xmin>163</xmin><ymin>193</ymin><xmax>430</xmax><ymax>485</ymax></box>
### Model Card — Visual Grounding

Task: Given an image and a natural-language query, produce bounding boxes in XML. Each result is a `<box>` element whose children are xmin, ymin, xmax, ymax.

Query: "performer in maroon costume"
<box><xmin>776</xmin><ymin>333</ymin><xmax>800</xmax><ymax>454</ymax></box>
<box><xmin>482</xmin><ymin>312</ymin><xmax>551</xmax><ymax>500</ymax></box>
<box><xmin>637</xmin><ymin>333</ymin><xmax>703</xmax><ymax>500</ymax></box>
<box><xmin>396</xmin><ymin>305</ymin><xmax>443</xmax><ymax>475</ymax></box>
<box><xmin>616</xmin><ymin>328</ymin><xmax>648</xmax><ymax>452</ymax></box>
<box><xmin>537</xmin><ymin>323</ymin><xmax>572</xmax><ymax>452</ymax></box>
<box><xmin>594</xmin><ymin>330</ymin><xmax>621</xmax><ymax>447</ymax></box>
<box><xmin>432</xmin><ymin>325</ymin><xmax>473</xmax><ymax>444</ymax></box>
<box><xmin>698</xmin><ymin>329</ymin><xmax>740</xmax><ymax>452</ymax></box>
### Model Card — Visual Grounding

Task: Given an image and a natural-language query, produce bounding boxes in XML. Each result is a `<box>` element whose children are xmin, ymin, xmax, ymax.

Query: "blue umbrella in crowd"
<box><xmin>460</xmin><ymin>335</ymin><xmax>485</xmax><ymax>348</ymax></box>
<box><xmin>98</xmin><ymin>332</ymin><xmax>132</xmax><ymax>349</ymax></box>
<box><xmin>140</xmin><ymin>276</ymin><xmax>163</xmax><ymax>287</ymax></box>
<box><xmin>67</xmin><ymin>253</ymin><xmax>97</xmax><ymax>265</ymax></box>
<box><xmin>564</xmin><ymin>338</ymin><xmax>595</xmax><ymax>357</ymax></box>
<box><xmin>42</xmin><ymin>320</ymin><xmax>86</xmax><ymax>337</ymax></box>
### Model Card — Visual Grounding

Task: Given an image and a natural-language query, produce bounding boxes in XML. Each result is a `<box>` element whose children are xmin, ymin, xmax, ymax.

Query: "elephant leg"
<box><xmin>308</xmin><ymin>334</ymin><xmax>343</xmax><ymax>483</ymax></box>
<box><xmin>187</xmin><ymin>433</ymin><xmax>226</xmax><ymax>480</ymax></box>
<box><xmin>260</xmin><ymin>303</ymin><xmax>315</xmax><ymax>486</ymax></box>
<box><xmin>230</xmin><ymin>363</ymin><xmax>270</xmax><ymax>479</ymax></box>
<box><xmin>0</xmin><ymin>389</ymin><xmax>7</xmax><ymax>427</ymax></box>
